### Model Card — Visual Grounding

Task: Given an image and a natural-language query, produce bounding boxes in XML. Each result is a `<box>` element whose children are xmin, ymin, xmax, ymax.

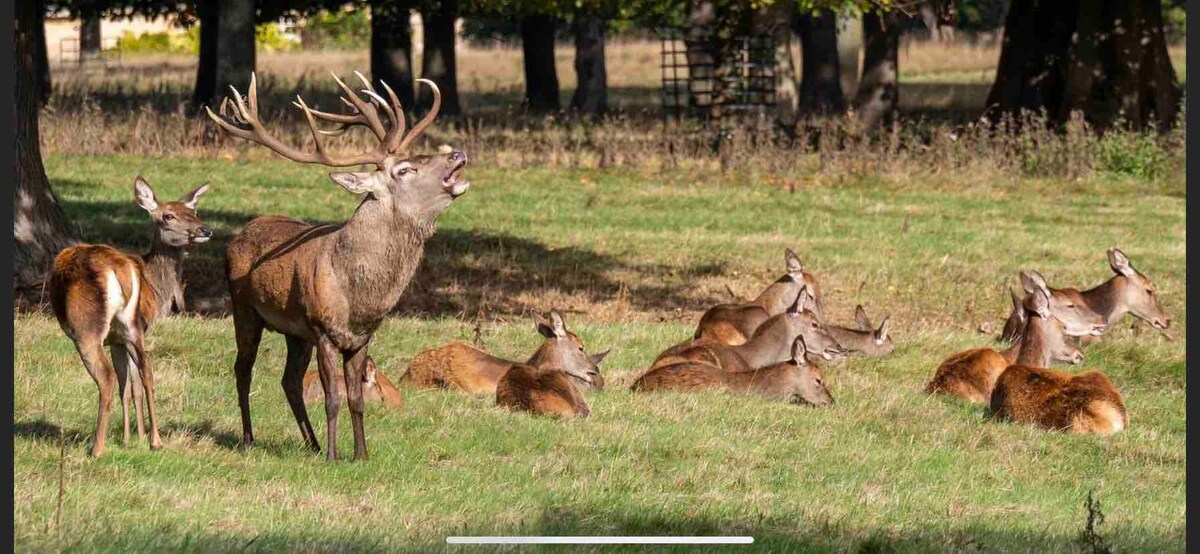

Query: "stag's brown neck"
<box><xmin>752</xmin><ymin>277</ymin><xmax>799</xmax><ymax>314</ymax></box>
<box><xmin>1012</xmin><ymin>315</ymin><xmax>1056</xmax><ymax>367</ymax></box>
<box><xmin>726</xmin><ymin>318</ymin><xmax>793</xmax><ymax>369</ymax></box>
<box><xmin>1080</xmin><ymin>278</ymin><xmax>1125</xmax><ymax>324</ymax></box>
<box><xmin>331</xmin><ymin>197</ymin><xmax>435</xmax><ymax>324</ymax></box>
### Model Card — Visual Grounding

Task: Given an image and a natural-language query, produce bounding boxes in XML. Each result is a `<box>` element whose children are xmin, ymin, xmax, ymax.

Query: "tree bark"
<box><xmin>371</xmin><ymin>0</ymin><xmax>415</xmax><ymax>108</ymax></box>
<box><xmin>684</xmin><ymin>0</ymin><xmax>718</xmax><ymax>118</ymax></box>
<box><xmin>853</xmin><ymin>10</ymin><xmax>900</xmax><ymax>129</ymax></box>
<box><xmin>985</xmin><ymin>0</ymin><xmax>1181</xmax><ymax>132</ymax></box>
<box><xmin>190</xmin><ymin>0</ymin><xmax>220</xmax><ymax>112</ymax></box>
<box><xmin>795</xmin><ymin>10</ymin><xmax>846</xmax><ymax>116</ymax></box>
<box><xmin>80</xmin><ymin>14</ymin><xmax>102</xmax><ymax>60</ymax></box>
<box><xmin>520</xmin><ymin>14</ymin><xmax>560</xmax><ymax>112</ymax></box>
<box><xmin>16</xmin><ymin>0</ymin><xmax>77</xmax><ymax>288</ymax></box>
<box><xmin>419</xmin><ymin>0</ymin><xmax>461</xmax><ymax>116</ymax></box>
<box><xmin>214</xmin><ymin>0</ymin><xmax>256</xmax><ymax>102</ymax></box>
<box><xmin>33</xmin><ymin>0</ymin><xmax>51</xmax><ymax>105</ymax></box>
<box><xmin>570</xmin><ymin>15</ymin><xmax>606</xmax><ymax>116</ymax></box>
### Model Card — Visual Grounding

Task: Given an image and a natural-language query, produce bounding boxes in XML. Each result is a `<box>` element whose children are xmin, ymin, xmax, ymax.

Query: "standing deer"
<box><xmin>302</xmin><ymin>356</ymin><xmax>404</xmax><ymax>408</ymax></box>
<box><xmin>632</xmin><ymin>336</ymin><xmax>835</xmax><ymax>407</ymax></box>
<box><xmin>694</xmin><ymin>249</ymin><xmax>823</xmax><ymax>346</ymax></box>
<box><xmin>925</xmin><ymin>274</ymin><xmax>1099</xmax><ymax>403</ymax></box>
<box><xmin>405</xmin><ymin>311</ymin><xmax>609</xmax><ymax>394</ymax></box>
<box><xmin>206</xmin><ymin>73</ymin><xmax>467</xmax><ymax>461</ymax></box>
<box><xmin>999</xmin><ymin>249</ymin><xmax>1171</xmax><ymax>343</ymax></box>
<box><xmin>826</xmin><ymin>305</ymin><xmax>894</xmax><ymax>356</ymax></box>
<box><xmin>50</xmin><ymin>177</ymin><xmax>212</xmax><ymax>457</ymax></box>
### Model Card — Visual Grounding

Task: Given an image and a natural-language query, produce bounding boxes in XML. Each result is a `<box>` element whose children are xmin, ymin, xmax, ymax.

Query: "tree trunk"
<box><xmin>190</xmin><ymin>0</ymin><xmax>219</xmax><ymax>112</ymax></box>
<box><xmin>683</xmin><ymin>0</ymin><xmax>719</xmax><ymax>119</ymax></box>
<box><xmin>33</xmin><ymin>0</ymin><xmax>51</xmax><ymax>105</ymax></box>
<box><xmin>985</xmin><ymin>0</ymin><xmax>1181</xmax><ymax>132</ymax></box>
<box><xmin>795</xmin><ymin>10</ymin><xmax>846</xmax><ymax>116</ymax></box>
<box><xmin>853</xmin><ymin>10</ymin><xmax>900</xmax><ymax>129</ymax></box>
<box><xmin>419</xmin><ymin>0</ymin><xmax>461</xmax><ymax>116</ymax></box>
<box><xmin>214</xmin><ymin>0</ymin><xmax>256</xmax><ymax>103</ymax></box>
<box><xmin>570</xmin><ymin>15</ymin><xmax>606</xmax><ymax>116</ymax></box>
<box><xmin>520</xmin><ymin>14</ymin><xmax>560</xmax><ymax>112</ymax></box>
<box><xmin>16</xmin><ymin>0</ymin><xmax>77</xmax><ymax>288</ymax></box>
<box><xmin>836</xmin><ymin>14</ymin><xmax>861</xmax><ymax>98</ymax></box>
<box><xmin>80</xmin><ymin>15</ymin><xmax>102</xmax><ymax>58</ymax></box>
<box><xmin>371</xmin><ymin>0</ymin><xmax>415</xmax><ymax>108</ymax></box>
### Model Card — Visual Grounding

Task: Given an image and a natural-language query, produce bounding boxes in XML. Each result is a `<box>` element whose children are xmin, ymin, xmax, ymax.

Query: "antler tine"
<box><xmin>330</xmin><ymin>72</ymin><xmax>387</xmax><ymax>141</ymax></box>
<box><xmin>353</xmin><ymin>71</ymin><xmax>399</xmax><ymax>137</ymax></box>
<box><xmin>380</xmin><ymin>80</ymin><xmax>408</xmax><ymax>154</ymax></box>
<box><xmin>396</xmin><ymin>79</ymin><xmax>441</xmax><ymax>155</ymax></box>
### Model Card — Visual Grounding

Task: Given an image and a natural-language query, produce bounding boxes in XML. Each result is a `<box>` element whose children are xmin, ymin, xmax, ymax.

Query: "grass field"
<box><xmin>13</xmin><ymin>151</ymin><xmax>1185</xmax><ymax>551</ymax></box>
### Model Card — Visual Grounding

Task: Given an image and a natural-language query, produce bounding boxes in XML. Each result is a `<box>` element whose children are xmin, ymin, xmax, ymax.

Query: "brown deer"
<box><xmin>404</xmin><ymin>311</ymin><xmax>609</xmax><ymax>394</ymax></box>
<box><xmin>693</xmin><ymin>248</ymin><xmax>823</xmax><ymax>345</ymax></box>
<box><xmin>827</xmin><ymin>305</ymin><xmax>894</xmax><ymax>356</ymax></box>
<box><xmin>999</xmin><ymin>249</ymin><xmax>1171</xmax><ymax>343</ymax></box>
<box><xmin>926</xmin><ymin>275</ymin><xmax>1093</xmax><ymax>403</ymax></box>
<box><xmin>496</xmin><ymin>363</ymin><xmax>592</xmax><ymax>418</ymax></box>
<box><xmin>632</xmin><ymin>336</ymin><xmax>835</xmax><ymax>406</ymax></box>
<box><xmin>988</xmin><ymin>364</ymin><xmax>1129</xmax><ymax>435</ymax></box>
<box><xmin>646</xmin><ymin>286</ymin><xmax>845</xmax><ymax>377</ymax></box>
<box><xmin>302</xmin><ymin>356</ymin><xmax>404</xmax><ymax>408</ymax></box>
<box><xmin>49</xmin><ymin>176</ymin><xmax>212</xmax><ymax>457</ymax></box>
<box><xmin>206</xmin><ymin>73</ymin><xmax>467</xmax><ymax>461</ymax></box>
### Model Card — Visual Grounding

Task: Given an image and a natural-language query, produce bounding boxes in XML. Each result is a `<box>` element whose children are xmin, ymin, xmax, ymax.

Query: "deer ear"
<box><xmin>875</xmin><ymin>317</ymin><xmax>891</xmax><ymax>344</ymax></box>
<box><xmin>533</xmin><ymin>312</ymin><xmax>555</xmax><ymax>338</ymax></box>
<box><xmin>589</xmin><ymin>349</ymin><xmax>610</xmax><ymax>365</ymax></box>
<box><xmin>854</xmin><ymin>305</ymin><xmax>872</xmax><ymax>331</ymax></box>
<box><xmin>329</xmin><ymin>171</ymin><xmax>383</xmax><ymax>195</ymax></box>
<box><xmin>787</xmin><ymin>285</ymin><xmax>808</xmax><ymax>314</ymax></box>
<box><xmin>1018</xmin><ymin>271</ymin><xmax>1038</xmax><ymax>294</ymax></box>
<box><xmin>1027</xmin><ymin>270</ymin><xmax>1048</xmax><ymax>290</ymax></box>
<box><xmin>1108</xmin><ymin>248</ymin><xmax>1135</xmax><ymax>277</ymax></box>
<box><xmin>549</xmin><ymin>311</ymin><xmax>568</xmax><ymax>337</ymax></box>
<box><xmin>791</xmin><ymin>335</ymin><xmax>808</xmax><ymax>362</ymax></box>
<box><xmin>134</xmin><ymin>176</ymin><xmax>158</xmax><ymax>213</ymax></box>
<box><xmin>1030</xmin><ymin>287</ymin><xmax>1052</xmax><ymax>320</ymax></box>
<box><xmin>785</xmin><ymin>248</ymin><xmax>804</xmax><ymax>275</ymax></box>
<box><xmin>179</xmin><ymin>182</ymin><xmax>210</xmax><ymax>209</ymax></box>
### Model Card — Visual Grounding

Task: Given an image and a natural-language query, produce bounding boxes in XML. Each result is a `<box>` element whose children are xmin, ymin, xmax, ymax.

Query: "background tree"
<box><xmin>853</xmin><ymin>8</ymin><xmax>900</xmax><ymax>128</ymax></box>
<box><xmin>371</xmin><ymin>0</ymin><xmax>416</xmax><ymax>107</ymax></box>
<box><xmin>419</xmin><ymin>0</ymin><xmax>462</xmax><ymax>115</ymax></box>
<box><xmin>519</xmin><ymin>10</ymin><xmax>561</xmax><ymax>111</ymax></box>
<box><xmin>570</xmin><ymin>9</ymin><xmax>608</xmax><ymax>115</ymax></box>
<box><xmin>794</xmin><ymin>8</ymin><xmax>846</xmax><ymax>116</ymax></box>
<box><xmin>16</xmin><ymin>0</ymin><xmax>78</xmax><ymax>288</ymax></box>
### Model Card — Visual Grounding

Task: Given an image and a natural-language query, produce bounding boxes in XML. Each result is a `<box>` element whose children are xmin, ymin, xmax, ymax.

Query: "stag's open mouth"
<box><xmin>442</xmin><ymin>159</ymin><xmax>469</xmax><ymax>198</ymax></box>
<box><xmin>190</xmin><ymin>236</ymin><xmax>211</xmax><ymax>244</ymax></box>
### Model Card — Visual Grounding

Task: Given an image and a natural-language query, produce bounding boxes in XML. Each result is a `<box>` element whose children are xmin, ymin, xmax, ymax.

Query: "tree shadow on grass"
<box><xmin>24</xmin><ymin>180</ymin><xmax>724</xmax><ymax>320</ymax></box>
<box><xmin>13</xmin><ymin>419</ymin><xmax>90</xmax><ymax>445</ymax></box>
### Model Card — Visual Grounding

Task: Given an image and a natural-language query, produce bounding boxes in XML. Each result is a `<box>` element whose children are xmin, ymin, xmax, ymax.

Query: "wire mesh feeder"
<box><xmin>659</xmin><ymin>27</ymin><xmax>777</xmax><ymax>135</ymax></box>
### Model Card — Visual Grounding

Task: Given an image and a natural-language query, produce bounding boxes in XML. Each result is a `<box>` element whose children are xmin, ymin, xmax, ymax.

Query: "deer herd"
<box><xmin>46</xmin><ymin>73</ymin><xmax>1173</xmax><ymax>461</ymax></box>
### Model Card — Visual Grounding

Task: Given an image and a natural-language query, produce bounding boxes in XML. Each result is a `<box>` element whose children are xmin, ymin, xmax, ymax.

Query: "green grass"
<box><xmin>15</xmin><ymin>154</ymin><xmax>1185</xmax><ymax>552</ymax></box>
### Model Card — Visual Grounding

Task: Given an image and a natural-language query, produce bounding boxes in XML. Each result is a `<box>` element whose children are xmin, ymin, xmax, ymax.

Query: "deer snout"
<box><xmin>1153</xmin><ymin>317</ymin><xmax>1171</xmax><ymax>330</ymax></box>
<box><xmin>192</xmin><ymin>226</ymin><xmax>213</xmax><ymax>243</ymax></box>
<box><xmin>1090</xmin><ymin>323</ymin><xmax>1107</xmax><ymax>336</ymax></box>
<box><xmin>1069</xmin><ymin>351</ymin><xmax>1085</xmax><ymax>365</ymax></box>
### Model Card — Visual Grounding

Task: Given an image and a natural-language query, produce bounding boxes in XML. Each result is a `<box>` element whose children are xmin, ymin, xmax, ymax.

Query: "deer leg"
<box><xmin>314</xmin><ymin>334</ymin><xmax>341</xmax><ymax>462</ymax></box>
<box><xmin>77</xmin><ymin>339</ymin><xmax>117</xmax><ymax>458</ymax></box>
<box><xmin>112</xmin><ymin>343</ymin><xmax>134</xmax><ymax>446</ymax></box>
<box><xmin>281</xmin><ymin>335</ymin><xmax>319</xmax><ymax>453</ymax></box>
<box><xmin>127</xmin><ymin>336</ymin><xmax>162</xmax><ymax>450</ymax></box>
<box><xmin>130</xmin><ymin>360</ymin><xmax>146</xmax><ymax>442</ymax></box>
<box><xmin>232</xmin><ymin>308</ymin><xmax>264</xmax><ymax>447</ymax></box>
<box><xmin>343</xmin><ymin>346</ymin><xmax>369</xmax><ymax>461</ymax></box>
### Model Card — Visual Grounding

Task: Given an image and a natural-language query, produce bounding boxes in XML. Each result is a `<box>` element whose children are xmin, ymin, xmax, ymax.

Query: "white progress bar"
<box><xmin>446</xmin><ymin>536</ymin><xmax>754</xmax><ymax>544</ymax></box>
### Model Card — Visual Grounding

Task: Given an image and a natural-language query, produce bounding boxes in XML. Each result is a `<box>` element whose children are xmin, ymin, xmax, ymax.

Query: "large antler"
<box><xmin>204</xmin><ymin>72</ymin><xmax>442</xmax><ymax>167</ymax></box>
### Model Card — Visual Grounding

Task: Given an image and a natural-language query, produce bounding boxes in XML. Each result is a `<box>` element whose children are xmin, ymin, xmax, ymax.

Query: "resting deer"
<box><xmin>988</xmin><ymin>361</ymin><xmax>1129</xmax><ymax>435</ymax></box>
<box><xmin>693</xmin><ymin>248</ymin><xmax>823</xmax><ymax>346</ymax></box>
<box><xmin>632</xmin><ymin>336</ymin><xmax>835</xmax><ymax>406</ymax></box>
<box><xmin>302</xmin><ymin>356</ymin><xmax>404</xmax><ymax>408</ymax></box>
<box><xmin>207</xmin><ymin>73</ymin><xmax>467</xmax><ymax>461</ymax></box>
<box><xmin>405</xmin><ymin>311</ymin><xmax>609</xmax><ymax>394</ymax></box>
<box><xmin>496</xmin><ymin>363</ymin><xmax>592</xmax><ymax>418</ymax></box>
<box><xmin>50</xmin><ymin>177</ymin><xmax>212</xmax><ymax>457</ymax></box>
<box><xmin>646</xmin><ymin>286</ymin><xmax>845</xmax><ymax>379</ymax></box>
<box><xmin>925</xmin><ymin>274</ymin><xmax>1099</xmax><ymax>403</ymax></box>
<box><xmin>827</xmin><ymin>305</ymin><xmax>894</xmax><ymax>356</ymax></box>
<box><xmin>999</xmin><ymin>249</ymin><xmax>1171</xmax><ymax>343</ymax></box>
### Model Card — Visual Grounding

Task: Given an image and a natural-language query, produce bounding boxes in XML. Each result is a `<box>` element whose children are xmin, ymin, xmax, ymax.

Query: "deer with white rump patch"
<box><xmin>207</xmin><ymin>72</ymin><xmax>468</xmax><ymax>461</ymax></box>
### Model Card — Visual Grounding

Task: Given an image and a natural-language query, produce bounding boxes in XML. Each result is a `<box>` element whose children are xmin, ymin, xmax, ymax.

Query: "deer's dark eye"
<box><xmin>811</xmin><ymin>322</ymin><xmax>818</xmax><ymax>328</ymax></box>
<box><xmin>163</xmin><ymin>214</ymin><xmax>175</xmax><ymax>221</ymax></box>
<box><xmin>1147</xmin><ymin>289</ymin><xmax>1154</xmax><ymax>296</ymax></box>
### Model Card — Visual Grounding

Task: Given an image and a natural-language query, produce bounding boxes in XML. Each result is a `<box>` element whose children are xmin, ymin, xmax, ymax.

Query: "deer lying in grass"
<box><xmin>404</xmin><ymin>311</ymin><xmax>609</xmax><ymax>394</ymax></box>
<box><xmin>925</xmin><ymin>274</ymin><xmax>1101</xmax><ymax>404</ymax></box>
<box><xmin>999</xmin><ymin>249</ymin><xmax>1171</xmax><ymax>343</ymax></box>
<box><xmin>988</xmin><ymin>360</ymin><xmax>1129</xmax><ymax>436</ymax></box>
<box><xmin>302</xmin><ymin>356</ymin><xmax>404</xmax><ymax>408</ymax></box>
<box><xmin>632</xmin><ymin>336</ymin><xmax>834</xmax><ymax>406</ymax></box>
<box><xmin>646</xmin><ymin>287</ymin><xmax>845</xmax><ymax>379</ymax></box>
<box><xmin>207</xmin><ymin>73</ymin><xmax>467</xmax><ymax>461</ymax></box>
<box><xmin>827</xmin><ymin>305</ymin><xmax>894</xmax><ymax>356</ymax></box>
<box><xmin>50</xmin><ymin>177</ymin><xmax>212</xmax><ymax>457</ymax></box>
<box><xmin>496</xmin><ymin>363</ymin><xmax>593</xmax><ymax>418</ymax></box>
<box><xmin>693</xmin><ymin>249</ymin><xmax>823</xmax><ymax>346</ymax></box>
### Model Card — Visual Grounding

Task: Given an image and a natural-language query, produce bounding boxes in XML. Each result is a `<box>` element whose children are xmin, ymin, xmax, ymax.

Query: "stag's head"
<box><xmin>205</xmin><ymin>73</ymin><xmax>468</xmax><ymax>221</ymax></box>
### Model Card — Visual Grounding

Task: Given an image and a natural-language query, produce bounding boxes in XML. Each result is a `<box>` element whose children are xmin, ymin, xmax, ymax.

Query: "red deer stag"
<box><xmin>405</xmin><ymin>311</ymin><xmax>608</xmax><ymax>394</ymax></box>
<box><xmin>206</xmin><ymin>73</ymin><xmax>467</xmax><ymax>461</ymax></box>
<box><xmin>926</xmin><ymin>274</ymin><xmax>1099</xmax><ymax>403</ymax></box>
<box><xmin>999</xmin><ymin>249</ymin><xmax>1170</xmax><ymax>343</ymax></box>
<box><xmin>693</xmin><ymin>249</ymin><xmax>824</xmax><ymax>346</ymax></box>
<box><xmin>827</xmin><ymin>305</ymin><xmax>894</xmax><ymax>356</ymax></box>
<box><xmin>50</xmin><ymin>177</ymin><xmax>212</xmax><ymax>457</ymax></box>
<box><xmin>632</xmin><ymin>336</ymin><xmax>834</xmax><ymax>406</ymax></box>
